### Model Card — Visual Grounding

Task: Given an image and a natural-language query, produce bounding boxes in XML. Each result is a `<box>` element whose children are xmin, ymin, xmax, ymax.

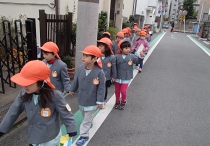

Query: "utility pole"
<box><xmin>75</xmin><ymin>0</ymin><xmax>99</xmax><ymax>69</ymax></box>
<box><xmin>160</xmin><ymin>0</ymin><xmax>166</xmax><ymax>32</ymax></box>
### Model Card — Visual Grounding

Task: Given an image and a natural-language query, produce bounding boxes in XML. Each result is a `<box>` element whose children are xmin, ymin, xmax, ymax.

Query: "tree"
<box><xmin>183</xmin><ymin>0</ymin><xmax>196</xmax><ymax>18</ymax></box>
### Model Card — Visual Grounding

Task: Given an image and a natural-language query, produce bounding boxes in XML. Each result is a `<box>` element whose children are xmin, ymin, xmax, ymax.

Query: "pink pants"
<box><xmin>114</xmin><ymin>82</ymin><xmax>129</xmax><ymax>102</ymax></box>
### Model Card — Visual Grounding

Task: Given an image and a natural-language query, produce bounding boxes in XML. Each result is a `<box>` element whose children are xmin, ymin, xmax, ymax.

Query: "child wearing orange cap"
<box><xmin>131</xmin><ymin>28</ymin><xmax>141</xmax><ymax>46</ymax></box>
<box><xmin>122</xmin><ymin>28</ymin><xmax>131</xmax><ymax>43</ymax></box>
<box><xmin>97</xmin><ymin>37</ymin><xmax>116</xmax><ymax>107</ymax></box>
<box><xmin>115</xmin><ymin>41</ymin><xmax>143</xmax><ymax>110</ymax></box>
<box><xmin>40</xmin><ymin>42</ymin><xmax>71</xmax><ymax>95</ymax></box>
<box><xmin>102</xmin><ymin>31</ymin><xmax>111</xmax><ymax>39</ymax></box>
<box><xmin>69</xmin><ymin>45</ymin><xmax>105</xmax><ymax>146</ymax></box>
<box><xmin>0</xmin><ymin>60</ymin><xmax>77</xmax><ymax>145</ymax></box>
<box><xmin>131</xmin><ymin>30</ymin><xmax>150</xmax><ymax>72</ymax></box>
<box><xmin>112</xmin><ymin>31</ymin><xmax>124</xmax><ymax>54</ymax></box>
<box><xmin>144</xmin><ymin>25</ymin><xmax>151</xmax><ymax>42</ymax></box>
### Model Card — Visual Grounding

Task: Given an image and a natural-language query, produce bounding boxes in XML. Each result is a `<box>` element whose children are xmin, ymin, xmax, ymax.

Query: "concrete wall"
<box><xmin>135</xmin><ymin>0</ymin><xmax>158</xmax><ymax>26</ymax></box>
<box><xmin>0</xmin><ymin>0</ymin><xmax>111</xmax><ymax>44</ymax></box>
<box><xmin>63</xmin><ymin>0</ymin><xmax>78</xmax><ymax>22</ymax></box>
<box><xmin>114</xmin><ymin>0</ymin><xmax>124</xmax><ymax>31</ymax></box>
<box><xmin>98</xmin><ymin>0</ymin><xmax>111</xmax><ymax>27</ymax></box>
<box><xmin>122</xmin><ymin>0</ymin><xmax>134</xmax><ymax>20</ymax></box>
<box><xmin>0</xmin><ymin>0</ymin><xmax>58</xmax><ymax>44</ymax></box>
<box><xmin>197</xmin><ymin>0</ymin><xmax>210</xmax><ymax>21</ymax></box>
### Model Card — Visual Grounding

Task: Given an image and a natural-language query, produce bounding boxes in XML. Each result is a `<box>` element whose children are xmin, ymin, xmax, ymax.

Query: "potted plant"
<box><xmin>62</xmin><ymin>55</ymin><xmax>75</xmax><ymax>79</ymax></box>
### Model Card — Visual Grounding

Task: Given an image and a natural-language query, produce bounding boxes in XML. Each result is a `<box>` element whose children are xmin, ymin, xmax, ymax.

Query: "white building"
<box><xmin>0</xmin><ymin>0</ymin><xmax>162</xmax><ymax>44</ymax></box>
<box><xmin>134</xmin><ymin>0</ymin><xmax>162</xmax><ymax>29</ymax></box>
<box><xmin>169</xmin><ymin>0</ymin><xmax>179</xmax><ymax>21</ymax></box>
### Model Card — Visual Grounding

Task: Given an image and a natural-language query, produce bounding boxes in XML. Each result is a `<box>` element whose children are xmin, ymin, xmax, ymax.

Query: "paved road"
<box><xmin>88</xmin><ymin>32</ymin><xmax>210</xmax><ymax>146</ymax></box>
<box><xmin>1</xmin><ymin>32</ymin><xmax>210</xmax><ymax>146</ymax></box>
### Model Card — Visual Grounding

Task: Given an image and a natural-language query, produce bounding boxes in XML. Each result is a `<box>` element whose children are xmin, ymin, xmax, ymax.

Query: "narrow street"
<box><xmin>0</xmin><ymin>31</ymin><xmax>210</xmax><ymax>146</ymax></box>
<box><xmin>87</xmin><ymin>32</ymin><xmax>210</xmax><ymax>146</ymax></box>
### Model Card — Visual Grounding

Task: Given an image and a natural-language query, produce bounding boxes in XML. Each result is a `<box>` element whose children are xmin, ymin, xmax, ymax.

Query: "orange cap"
<box><xmin>116</xmin><ymin>40</ymin><xmax>123</xmax><ymax>54</ymax></box>
<box><xmin>122</xmin><ymin>28</ymin><xmax>128</xmax><ymax>34</ymax></box>
<box><xmin>40</xmin><ymin>42</ymin><xmax>61</xmax><ymax>59</ymax></box>
<box><xmin>142</xmin><ymin>29</ymin><xmax>147</xmax><ymax>32</ymax></box>
<box><xmin>97</xmin><ymin>38</ymin><xmax>114</xmax><ymax>54</ymax></box>
<box><xmin>103</xmin><ymin>32</ymin><xmax>111</xmax><ymax>37</ymax></box>
<box><xmin>97</xmin><ymin>38</ymin><xmax>112</xmax><ymax>48</ymax></box>
<box><xmin>135</xmin><ymin>28</ymin><xmax>141</xmax><ymax>32</ymax></box>
<box><xmin>140</xmin><ymin>31</ymin><xmax>147</xmax><ymax>36</ymax></box>
<box><xmin>80</xmin><ymin>45</ymin><xmax>102</xmax><ymax>68</ymax></box>
<box><xmin>126</xmin><ymin>27</ymin><xmax>131</xmax><ymax>32</ymax></box>
<box><xmin>80</xmin><ymin>45</ymin><xmax>102</xmax><ymax>58</ymax></box>
<box><xmin>11</xmin><ymin>60</ymin><xmax>55</xmax><ymax>89</ymax></box>
<box><xmin>126</xmin><ymin>27</ymin><xmax>131</xmax><ymax>35</ymax></box>
<box><xmin>116</xmin><ymin>32</ymin><xmax>124</xmax><ymax>38</ymax></box>
<box><xmin>133</xmin><ymin>26</ymin><xmax>138</xmax><ymax>31</ymax></box>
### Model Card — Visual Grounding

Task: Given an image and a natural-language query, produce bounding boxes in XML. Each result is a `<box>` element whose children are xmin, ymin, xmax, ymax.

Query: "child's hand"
<box><xmin>111</xmin><ymin>78</ymin><xmax>115</xmax><ymax>82</ymax></box>
<box><xmin>97</xmin><ymin>104</ymin><xmax>104</xmax><ymax>110</ymax></box>
<box><xmin>69</xmin><ymin>91</ymin><xmax>74</xmax><ymax>97</ymax></box>
<box><xmin>140</xmin><ymin>51</ymin><xmax>144</xmax><ymax>57</ymax></box>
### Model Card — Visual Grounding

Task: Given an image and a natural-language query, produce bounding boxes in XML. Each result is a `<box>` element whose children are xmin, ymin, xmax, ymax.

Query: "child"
<box><xmin>131</xmin><ymin>31</ymin><xmax>150</xmax><ymax>72</ymax></box>
<box><xmin>144</xmin><ymin>26</ymin><xmax>151</xmax><ymax>42</ymax></box>
<box><xmin>97</xmin><ymin>37</ymin><xmax>117</xmax><ymax>106</ymax></box>
<box><xmin>102</xmin><ymin>31</ymin><xmax>111</xmax><ymax>39</ymax></box>
<box><xmin>131</xmin><ymin>28</ymin><xmax>141</xmax><ymax>47</ymax></box>
<box><xmin>122</xmin><ymin>28</ymin><xmax>131</xmax><ymax>43</ymax></box>
<box><xmin>112</xmin><ymin>31</ymin><xmax>124</xmax><ymax>54</ymax></box>
<box><xmin>40</xmin><ymin>42</ymin><xmax>71</xmax><ymax>95</ymax></box>
<box><xmin>0</xmin><ymin>60</ymin><xmax>77</xmax><ymax>145</ymax></box>
<box><xmin>115</xmin><ymin>41</ymin><xmax>143</xmax><ymax>110</ymax></box>
<box><xmin>69</xmin><ymin>45</ymin><xmax>105</xmax><ymax>146</ymax></box>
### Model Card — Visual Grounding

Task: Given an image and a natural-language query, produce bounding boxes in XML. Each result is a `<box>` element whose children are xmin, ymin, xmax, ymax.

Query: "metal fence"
<box><xmin>0</xmin><ymin>19</ymin><xmax>37</xmax><ymax>94</ymax></box>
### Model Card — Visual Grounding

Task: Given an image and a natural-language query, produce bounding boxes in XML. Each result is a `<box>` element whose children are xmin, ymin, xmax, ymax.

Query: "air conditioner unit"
<box><xmin>146</xmin><ymin>7</ymin><xmax>153</xmax><ymax>11</ymax></box>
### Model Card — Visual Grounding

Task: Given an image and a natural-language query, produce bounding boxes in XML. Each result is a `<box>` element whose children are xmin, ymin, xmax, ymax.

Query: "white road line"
<box><xmin>72</xmin><ymin>32</ymin><xmax>166</xmax><ymax>146</ymax></box>
<box><xmin>187</xmin><ymin>35</ymin><xmax>210</xmax><ymax>56</ymax></box>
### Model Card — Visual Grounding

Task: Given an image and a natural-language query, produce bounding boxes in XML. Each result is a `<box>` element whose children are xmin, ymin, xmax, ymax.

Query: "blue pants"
<box><xmin>136</xmin><ymin>58</ymin><xmax>144</xmax><ymax>69</ymax></box>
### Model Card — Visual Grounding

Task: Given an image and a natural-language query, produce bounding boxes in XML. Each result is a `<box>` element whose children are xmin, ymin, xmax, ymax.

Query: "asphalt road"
<box><xmin>88</xmin><ymin>32</ymin><xmax>210</xmax><ymax>146</ymax></box>
<box><xmin>1</xmin><ymin>32</ymin><xmax>210</xmax><ymax>146</ymax></box>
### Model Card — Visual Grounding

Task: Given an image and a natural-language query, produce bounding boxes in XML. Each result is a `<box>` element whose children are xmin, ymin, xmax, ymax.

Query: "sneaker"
<box><xmin>138</xmin><ymin>68</ymin><xmax>142</xmax><ymax>73</ymax></box>
<box><xmin>76</xmin><ymin>136</ymin><xmax>89</xmax><ymax>146</ymax></box>
<box><xmin>114</xmin><ymin>101</ymin><xmax>121</xmax><ymax>109</ymax></box>
<box><xmin>102</xmin><ymin>101</ymin><xmax>106</xmax><ymax>109</ymax></box>
<box><xmin>119</xmin><ymin>101</ymin><xmax>126</xmax><ymax>110</ymax></box>
<box><xmin>90</xmin><ymin>123</ymin><xmax>93</xmax><ymax>128</ymax></box>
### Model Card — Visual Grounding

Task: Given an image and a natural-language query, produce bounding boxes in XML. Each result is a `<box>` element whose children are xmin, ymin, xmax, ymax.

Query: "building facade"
<box><xmin>169</xmin><ymin>0</ymin><xmax>179</xmax><ymax>21</ymax></box>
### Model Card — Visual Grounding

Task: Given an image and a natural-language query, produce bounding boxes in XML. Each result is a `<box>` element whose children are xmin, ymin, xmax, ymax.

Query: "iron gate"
<box><xmin>0</xmin><ymin>19</ymin><xmax>37</xmax><ymax>94</ymax></box>
<box><xmin>39</xmin><ymin>10</ymin><xmax>73</xmax><ymax>57</ymax></box>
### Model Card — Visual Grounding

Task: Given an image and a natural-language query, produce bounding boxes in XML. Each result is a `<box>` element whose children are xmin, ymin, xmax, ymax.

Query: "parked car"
<box><xmin>162</xmin><ymin>21</ymin><xmax>169</xmax><ymax>29</ymax></box>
